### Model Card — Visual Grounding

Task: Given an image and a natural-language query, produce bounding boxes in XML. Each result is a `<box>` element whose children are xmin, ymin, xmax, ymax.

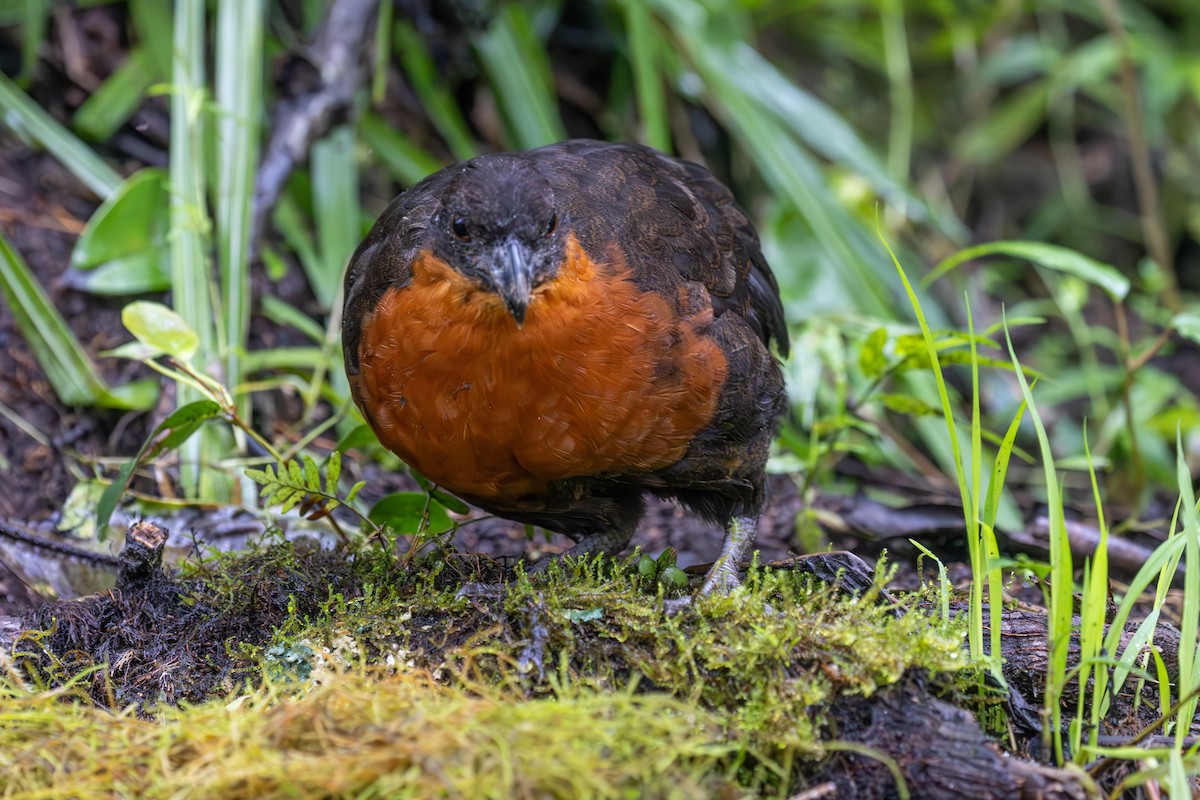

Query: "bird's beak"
<box><xmin>488</xmin><ymin>238</ymin><xmax>533</xmax><ymax>325</ymax></box>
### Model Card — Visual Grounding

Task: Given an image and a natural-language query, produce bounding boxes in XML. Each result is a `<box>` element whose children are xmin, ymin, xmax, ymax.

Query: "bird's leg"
<box><xmin>698</xmin><ymin>514</ymin><xmax>757</xmax><ymax>595</ymax></box>
<box><xmin>664</xmin><ymin>515</ymin><xmax>757</xmax><ymax>614</ymax></box>
<box><xmin>542</xmin><ymin>525</ymin><xmax>636</xmax><ymax>566</ymax></box>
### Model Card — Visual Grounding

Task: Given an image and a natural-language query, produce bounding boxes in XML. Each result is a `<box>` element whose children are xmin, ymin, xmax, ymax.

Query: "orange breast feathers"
<box><xmin>353</xmin><ymin>234</ymin><xmax>729</xmax><ymax>502</ymax></box>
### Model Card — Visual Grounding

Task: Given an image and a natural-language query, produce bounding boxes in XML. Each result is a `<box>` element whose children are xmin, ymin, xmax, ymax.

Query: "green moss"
<box><xmin>3</xmin><ymin>540</ymin><xmax>982</xmax><ymax>798</ymax></box>
<box><xmin>0</xmin><ymin>670</ymin><xmax>747</xmax><ymax>799</ymax></box>
<box><xmin>267</xmin><ymin>550</ymin><xmax>972</xmax><ymax>755</ymax></box>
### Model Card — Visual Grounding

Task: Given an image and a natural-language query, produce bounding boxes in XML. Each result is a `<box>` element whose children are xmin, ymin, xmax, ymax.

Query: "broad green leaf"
<box><xmin>345</xmin><ymin>480</ymin><xmax>366</xmax><ymax>505</ymax></box>
<box><xmin>858</xmin><ymin>328</ymin><xmax>887</xmax><ymax>378</ymax></box>
<box><xmin>64</xmin><ymin>252</ymin><xmax>171</xmax><ymax>296</ymax></box>
<box><xmin>335</xmin><ymin>423</ymin><xmax>381</xmax><ymax>453</ymax></box>
<box><xmin>1169</xmin><ymin>310</ymin><xmax>1200</xmax><ymax>344</ymax></box>
<box><xmin>324</xmin><ymin>450</ymin><xmax>341</xmax><ymax>495</ymax></box>
<box><xmin>660</xmin><ymin>566</ymin><xmax>688</xmax><ymax>589</ymax></box>
<box><xmin>928</xmin><ymin>241</ymin><xmax>1130</xmax><ymax>301</ymax></box>
<box><xmin>431</xmin><ymin>489</ymin><xmax>470</xmax><ymax>515</ymax></box>
<box><xmin>96</xmin><ymin>399</ymin><xmax>222</xmax><ymax>536</ymax></box>
<box><xmin>104</xmin><ymin>379</ymin><xmax>160</xmax><ymax>410</ymax></box>
<box><xmin>368</xmin><ymin>492</ymin><xmax>454</xmax><ymax>536</ymax></box>
<box><xmin>122</xmin><ymin>300</ymin><xmax>200</xmax><ymax>361</ymax></box>
<box><xmin>303</xmin><ymin>455</ymin><xmax>320</xmax><ymax>491</ymax></box>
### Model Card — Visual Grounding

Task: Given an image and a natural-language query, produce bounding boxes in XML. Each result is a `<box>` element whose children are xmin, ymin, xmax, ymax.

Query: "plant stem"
<box><xmin>1097</xmin><ymin>0</ymin><xmax>1180</xmax><ymax>313</ymax></box>
<box><xmin>1114</xmin><ymin>301</ymin><xmax>1145</xmax><ymax>515</ymax></box>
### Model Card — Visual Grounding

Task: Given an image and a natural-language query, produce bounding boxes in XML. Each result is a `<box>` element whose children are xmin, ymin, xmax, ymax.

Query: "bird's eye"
<box><xmin>452</xmin><ymin>217</ymin><xmax>470</xmax><ymax>241</ymax></box>
<box><xmin>545</xmin><ymin>213</ymin><xmax>558</xmax><ymax>236</ymax></box>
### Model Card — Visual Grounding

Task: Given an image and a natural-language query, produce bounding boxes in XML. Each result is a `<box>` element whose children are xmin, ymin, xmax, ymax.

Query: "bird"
<box><xmin>342</xmin><ymin>139</ymin><xmax>789</xmax><ymax>602</ymax></box>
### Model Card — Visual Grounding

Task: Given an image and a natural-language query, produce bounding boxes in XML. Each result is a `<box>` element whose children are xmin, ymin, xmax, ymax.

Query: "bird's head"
<box><xmin>431</xmin><ymin>156</ymin><xmax>564</xmax><ymax>326</ymax></box>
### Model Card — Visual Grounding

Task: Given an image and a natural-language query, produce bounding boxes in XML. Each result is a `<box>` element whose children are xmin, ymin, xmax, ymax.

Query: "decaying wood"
<box><xmin>116</xmin><ymin>520</ymin><xmax>169</xmax><ymax>588</ymax></box>
<box><xmin>810</xmin><ymin>492</ymin><xmax>1172</xmax><ymax>583</ymax></box>
<box><xmin>813</xmin><ymin>676</ymin><xmax>1088</xmax><ymax>800</ymax></box>
<box><xmin>994</xmin><ymin>605</ymin><xmax>1187</xmax><ymax>747</ymax></box>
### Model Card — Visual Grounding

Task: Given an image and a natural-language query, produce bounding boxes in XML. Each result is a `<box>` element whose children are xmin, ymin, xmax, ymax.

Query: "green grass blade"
<box><xmin>1173</xmin><ymin>429</ymin><xmax>1200</xmax><ymax>745</ymax></box>
<box><xmin>983</xmin><ymin>396</ymin><xmax>1029</xmax><ymax>529</ymax></box>
<box><xmin>1080</xmin><ymin>429</ymin><xmax>1109</xmax><ymax>755</ymax></box>
<box><xmin>73</xmin><ymin>48</ymin><xmax>154</xmax><ymax>141</ymax></box>
<box><xmin>359</xmin><ymin>113</ymin><xmax>445</xmax><ymax>185</ymax></box>
<box><xmin>170</xmin><ymin>0</ymin><xmax>219</xmax><ymax>498</ymax></box>
<box><xmin>19</xmin><ymin>0</ymin><xmax>49</xmax><ymax>82</ymax></box>
<box><xmin>241</xmin><ymin>347</ymin><xmax>329</xmax><ymax>374</ymax></box>
<box><xmin>473</xmin><ymin>4</ymin><xmax>565</xmax><ymax>150</ymax></box>
<box><xmin>214</xmin><ymin>0</ymin><xmax>264</xmax><ymax>411</ymax></box>
<box><xmin>310</xmin><ymin>124</ymin><xmax>360</xmax><ymax>311</ymax></box>
<box><xmin>678</xmin><ymin>33</ymin><xmax>918</xmax><ymax>323</ymax></box>
<box><xmin>926</xmin><ymin>241</ymin><xmax>1130</xmax><ymax>301</ymax></box>
<box><xmin>0</xmin><ymin>231</ymin><xmax>155</xmax><ymax>410</ymax></box>
<box><xmin>623</xmin><ymin>0</ymin><xmax>670</xmax><ymax>152</ymax></box>
<box><xmin>1166</xmin><ymin>750</ymin><xmax>1190</xmax><ymax>799</ymax></box>
<box><xmin>1103</xmin><ymin>498</ymin><xmax>1186</xmax><ymax>697</ymax></box>
<box><xmin>679</xmin><ymin>18</ymin><xmax>962</xmax><ymax>239</ymax></box>
<box><xmin>0</xmin><ymin>71</ymin><xmax>122</xmax><ymax>197</ymax></box>
<box><xmin>955</xmin><ymin>80</ymin><xmax>1052</xmax><ymax>167</ymax></box>
<box><xmin>879</xmin><ymin>227</ymin><xmax>994</xmax><ymax>672</ymax></box>
<box><xmin>130</xmin><ymin>0</ymin><xmax>174</xmax><ymax>80</ymax></box>
<box><xmin>260</xmin><ymin>295</ymin><xmax>325</xmax><ymax>344</ymax></box>
<box><xmin>1107</xmin><ymin>607</ymin><xmax>1160</xmax><ymax>715</ymax></box>
<box><xmin>371</xmin><ymin>0</ymin><xmax>393</xmax><ymax>105</ymax></box>
<box><xmin>393</xmin><ymin>20</ymin><xmax>477</xmax><ymax>160</ymax></box>
<box><xmin>1004</xmin><ymin>313</ymin><xmax>1072</xmax><ymax>764</ymax></box>
<box><xmin>880</xmin><ymin>0</ymin><xmax>913</xmax><ymax>199</ymax></box>
<box><xmin>0</xmin><ymin>230</ymin><xmax>105</xmax><ymax>406</ymax></box>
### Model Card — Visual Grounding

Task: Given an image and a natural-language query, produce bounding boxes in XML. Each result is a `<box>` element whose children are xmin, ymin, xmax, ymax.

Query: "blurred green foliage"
<box><xmin>2</xmin><ymin>0</ymin><xmax>1200</xmax><ymax>519</ymax></box>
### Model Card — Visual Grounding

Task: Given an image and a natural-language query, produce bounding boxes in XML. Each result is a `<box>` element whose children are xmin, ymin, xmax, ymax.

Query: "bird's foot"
<box><xmin>662</xmin><ymin>515</ymin><xmax>758</xmax><ymax>615</ymax></box>
<box><xmin>662</xmin><ymin>566</ymin><xmax>745</xmax><ymax>615</ymax></box>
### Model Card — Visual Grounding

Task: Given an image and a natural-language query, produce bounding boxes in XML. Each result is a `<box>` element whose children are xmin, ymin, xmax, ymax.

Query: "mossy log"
<box><xmin>0</xmin><ymin>531</ymin><xmax>1185</xmax><ymax>799</ymax></box>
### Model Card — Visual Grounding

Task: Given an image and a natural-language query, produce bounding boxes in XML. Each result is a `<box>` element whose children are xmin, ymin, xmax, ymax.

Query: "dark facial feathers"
<box><xmin>344</xmin><ymin>139</ymin><xmax>789</xmax><ymax>378</ymax></box>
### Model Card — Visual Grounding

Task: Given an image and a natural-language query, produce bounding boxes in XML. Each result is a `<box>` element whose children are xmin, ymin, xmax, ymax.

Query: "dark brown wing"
<box><xmin>526</xmin><ymin>140</ymin><xmax>789</xmax><ymax>357</ymax></box>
